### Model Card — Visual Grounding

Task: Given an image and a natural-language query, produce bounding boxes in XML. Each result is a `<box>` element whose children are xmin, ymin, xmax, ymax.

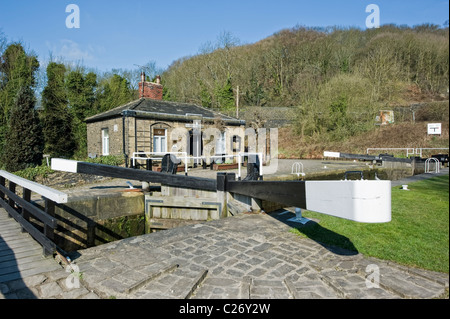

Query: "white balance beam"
<box><xmin>51</xmin><ymin>158</ymin><xmax>79</xmax><ymax>173</ymax></box>
<box><xmin>304</xmin><ymin>180</ymin><xmax>391</xmax><ymax>223</ymax></box>
<box><xmin>52</xmin><ymin>158</ymin><xmax>392</xmax><ymax>223</ymax></box>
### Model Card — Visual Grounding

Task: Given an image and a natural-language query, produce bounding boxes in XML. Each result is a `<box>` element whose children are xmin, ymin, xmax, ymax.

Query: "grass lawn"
<box><xmin>291</xmin><ymin>174</ymin><xmax>449</xmax><ymax>273</ymax></box>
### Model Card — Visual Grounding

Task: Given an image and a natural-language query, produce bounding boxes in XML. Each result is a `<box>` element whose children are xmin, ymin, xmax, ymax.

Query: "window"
<box><xmin>216</xmin><ymin>131</ymin><xmax>226</xmax><ymax>155</ymax></box>
<box><xmin>102</xmin><ymin>128</ymin><xmax>110</xmax><ymax>155</ymax></box>
<box><xmin>153</xmin><ymin>128</ymin><xmax>167</xmax><ymax>153</ymax></box>
<box><xmin>232</xmin><ymin>135</ymin><xmax>242</xmax><ymax>152</ymax></box>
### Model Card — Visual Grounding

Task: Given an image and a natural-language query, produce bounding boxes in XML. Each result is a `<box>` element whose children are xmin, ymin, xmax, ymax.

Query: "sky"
<box><xmin>0</xmin><ymin>0</ymin><xmax>449</xmax><ymax>74</ymax></box>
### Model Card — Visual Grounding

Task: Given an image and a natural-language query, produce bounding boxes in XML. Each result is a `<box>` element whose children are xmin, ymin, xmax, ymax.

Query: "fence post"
<box><xmin>216</xmin><ymin>173</ymin><xmax>227</xmax><ymax>218</ymax></box>
<box><xmin>8</xmin><ymin>181</ymin><xmax>16</xmax><ymax>216</ymax></box>
<box><xmin>43</xmin><ymin>198</ymin><xmax>56</xmax><ymax>256</ymax></box>
<box><xmin>44</xmin><ymin>198</ymin><xmax>55</xmax><ymax>239</ymax></box>
<box><xmin>216</xmin><ymin>173</ymin><xmax>236</xmax><ymax>218</ymax></box>
<box><xmin>0</xmin><ymin>176</ymin><xmax>4</xmax><ymax>201</ymax></box>
<box><xmin>21</xmin><ymin>188</ymin><xmax>31</xmax><ymax>233</ymax></box>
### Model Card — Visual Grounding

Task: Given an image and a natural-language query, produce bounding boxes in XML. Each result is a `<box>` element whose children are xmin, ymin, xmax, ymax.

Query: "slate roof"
<box><xmin>85</xmin><ymin>98</ymin><xmax>243</xmax><ymax>125</ymax></box>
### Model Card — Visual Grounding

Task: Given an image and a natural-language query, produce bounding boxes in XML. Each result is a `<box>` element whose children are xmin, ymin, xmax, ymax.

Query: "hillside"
<box><xmin>161</xmin><ymin>25</ymin><xmax>449</xmax><ymax>157</ymax></box>
<box><xmin>162</xmin><ymin>25</ymin><xmax>449</xmax><ymax>109</ymax></box>
<box><xmin>278</xmin><ymin>101</ymin><xmax>449</xmax><ymax>159</ymax></box>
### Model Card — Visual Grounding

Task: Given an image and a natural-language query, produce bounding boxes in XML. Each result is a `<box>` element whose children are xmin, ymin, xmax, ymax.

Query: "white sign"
<box><xmin>428</xmin><ymin>123</ymin><xmax>441</xmax><ymax>135</ymax></box>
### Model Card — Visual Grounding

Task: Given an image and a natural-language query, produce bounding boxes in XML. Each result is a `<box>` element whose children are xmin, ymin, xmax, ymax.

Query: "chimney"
<box><xmin>138</xmin><ymin>74</ymin><xmax>163</xmax><ymax>100</ymax></box>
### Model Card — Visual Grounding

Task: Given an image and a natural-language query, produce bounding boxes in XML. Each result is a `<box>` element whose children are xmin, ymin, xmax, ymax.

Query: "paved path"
<box><xmin>2</xmin><ymin>210</ymin><xmax>447</xmax><ymax>300</ymax></box>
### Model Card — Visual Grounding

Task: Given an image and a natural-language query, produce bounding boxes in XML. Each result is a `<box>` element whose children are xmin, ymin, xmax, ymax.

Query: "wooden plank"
<box><xmin>0</xmin><ymin>244</ymin><xmax>41</xmax><ymax>258</ymax></box>
<box><xmin>146</xmin><ymin>218</ymin><xmax>204</xmax><ymax>230</ymax></box>
<box><xmin>0</xmin><ymin>249</ymin><xmax>42</xmax><ymax>263</ymax></box>
<box><xmin>0</xmin><ymin>254</ymin><xmax>54</xmax><ymax>274</ymax></box>
<box><xmin>0</xmin><ymin>244</ymin><xmax>42</xmax><ymax>258</ymax></box>
<box><xmin>0</xmin><ymin>206</ymin><xmax>59</xmax><ymax>283</ymax></box>
<box><xmin>227</xmin><ymin>180</ymin><xmax>307</xmax><ymax>209</ymax></box>
<box><xmin>0</xmin><ymin>237</ymin><xmax>38</xmax><ymax>250</ymax></box>
<box><xmin>52</xmin><ymin>158</ymin><xmax>217</xmax><ymax>191</ymax></box>
<box><xmin>147</xmin><ymin>197</ymin><xmax>221</xmax><ymax>209</ymax></box>
<box><xmin>0</xmin><ymin>224</ymin><xmax>22</xmax><ymax>233</ymax></box>
<box><xmin>0</xmin><ymin>208</ymin><xmax>60</xmax><ymax>282</ymax></box>
<box><xmin>0</xmin><ymin>228</ymin><xmax>27</xmax><ymax>239</ymax></box>
<box><xmin>0</xmin><ymin>203</ymin><xmax>56</xmax><ymax>255</ymax></box>
<box><xmin>0</xmin><ymin>261</ymin><xmax>60</xmax><ymax>283</ymax></box>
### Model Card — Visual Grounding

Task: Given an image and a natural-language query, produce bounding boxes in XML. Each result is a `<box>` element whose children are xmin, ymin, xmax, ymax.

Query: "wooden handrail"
<box><xmin>0</xmin><ymin>170</ymin><xmax>67</xmax><ymax>203</ymax></box>
<box><xmin>0</xmin><ymin>170</ymin><xmax>67</xmax><ymax>256</ymax></box>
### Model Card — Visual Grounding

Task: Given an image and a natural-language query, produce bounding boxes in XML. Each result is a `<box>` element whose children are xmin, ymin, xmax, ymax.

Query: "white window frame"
<box><xmin>102</xmin><ymin>128</ymin><xmax>110</xmax><ymax>155</ymax></box>
<box><xmin>153</xmin><ymin>128</ymin><xmax>167</xmax><ymax>153</ymax></box>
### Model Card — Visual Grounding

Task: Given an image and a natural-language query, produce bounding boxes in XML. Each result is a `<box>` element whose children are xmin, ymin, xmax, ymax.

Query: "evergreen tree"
<box><xmin>215</xmin><ymin>77</ymin><xmax>234</xmax><ymax>109</ymax></box>
<box><xmin>95</xmin><ymin>74</ymin><xmax>134</xmax><ymax>113</ymax></box>
<box><xmin>1</xmin><ymin>86</ymin><xmax>44</xmax><ymax>171</ymax></box>
<box><xmin>41</xmin><ymin>62</ymin><xmax>76</xmax><ymax>158</ymax></box>
<box><xmin>66</xmin><ymin>70</ymin><xmax>97</xmax><ymax>119</ymax></box>
<box><xmin>66</xmin><ymin>70</ymin><xmax>97</xmax><ymax>158</ymax></box>
<box><xmin>0</xmin><ymin>43</ymin><xmax>39</xmax><ymax>161</ymax></box>
<box><xmin>198</xmin><ymin>80</ymin><xmax>212</xmax><ymax>108</ymax></box>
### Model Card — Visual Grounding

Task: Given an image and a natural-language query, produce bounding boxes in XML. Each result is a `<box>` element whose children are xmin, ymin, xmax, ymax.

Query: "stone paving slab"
<box><xmin>1</xmin><ymin>210</ymin><xmax>448</xmax><ymax>300</ymax></box>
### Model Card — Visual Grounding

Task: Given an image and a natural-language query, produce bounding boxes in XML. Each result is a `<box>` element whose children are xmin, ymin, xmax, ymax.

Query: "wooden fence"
<box><xmin>0</xmin><ymin>170</ymin><xmax>67</xmax><ymax>256</ymax></box>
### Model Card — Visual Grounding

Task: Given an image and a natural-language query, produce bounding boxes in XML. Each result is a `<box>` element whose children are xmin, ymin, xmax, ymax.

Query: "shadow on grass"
<box><xmin>269</xmin><ymin>209</ymin><xmax>358</xmax><ymax>256</ymax></box>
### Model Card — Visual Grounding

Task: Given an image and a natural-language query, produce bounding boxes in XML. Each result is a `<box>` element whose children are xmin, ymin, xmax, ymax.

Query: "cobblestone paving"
<box><xmin>3</xmin><ymin>210</ymin><xmax>447</xmax><ymax>299</ymax></box>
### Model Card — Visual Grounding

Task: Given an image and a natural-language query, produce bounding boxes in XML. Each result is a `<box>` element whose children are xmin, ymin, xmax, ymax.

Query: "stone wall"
<box><xmin>87</xmin><ymin>117</ymin><xmax>124</xmax><ymax>157</ymax></box>
<box><xmin>34</xmin><ymin>190</ymin><xmax>145</xmax><ymax>252</ymax></box>
<box><xmin>87</xmin><ymin>117</ymin><xmax>246</xmax><ymax>163</ymax></box>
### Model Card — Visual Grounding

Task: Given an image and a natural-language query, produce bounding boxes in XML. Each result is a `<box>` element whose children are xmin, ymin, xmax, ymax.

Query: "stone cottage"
<box><xmin>85</xmin><ymin>73</ymin><xmax>245</xmax><ymax>167</ymax></box>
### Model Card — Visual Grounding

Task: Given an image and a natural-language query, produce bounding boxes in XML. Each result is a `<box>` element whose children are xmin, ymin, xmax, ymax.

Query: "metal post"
<box><xmin>287</xmin><ymin>207</ymin><xmax>311</xmax><ymax>225</ymax></box>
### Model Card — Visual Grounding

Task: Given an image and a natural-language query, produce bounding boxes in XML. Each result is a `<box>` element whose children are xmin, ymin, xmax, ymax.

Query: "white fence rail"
<box><xmin>366</xmin><ymin>147</ymin><xmax>449</xmax><ymax>158</ymax></box>
<box><xmin>130</xmin><ymin>151</ymin><xmax>264</xmax><ymax>178</ymax></box>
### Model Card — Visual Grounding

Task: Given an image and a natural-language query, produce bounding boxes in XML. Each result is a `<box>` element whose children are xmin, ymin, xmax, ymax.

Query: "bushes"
<box><xmin>12</xmin><ymin>155</ymin><xmax>125</xmax><ymax>182</ymax></box>
<box><xmin>14</xmin><ymin>164</ymin><xmax>53</xmax><ymax>181</ymax></box>
<box><xmin>415</xmin><ymin>101</ymin><xmax>450</xmax><ymax>122</ymax></box>
<box><xmin>295</xmin><ymin>73</ymin><xmax>380</xmax><ymax>141</ymax></box>
<box><xmin>85</xmin><ymin>154</ymin><xmax>125</xmax><ymax>166</ymax></box>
